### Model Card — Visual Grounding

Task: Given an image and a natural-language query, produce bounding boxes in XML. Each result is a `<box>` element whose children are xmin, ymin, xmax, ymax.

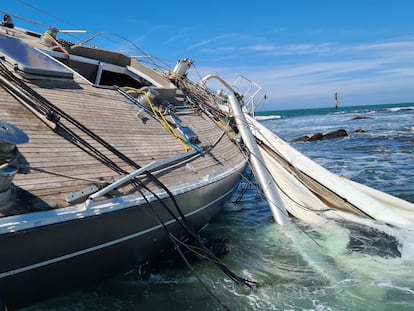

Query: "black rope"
<box><xmin>231</xmin><ymin>170</ymin><xmax>254</xmax><ymax>203</ymax></box>
<box><xmin>141</xmin><ymin>171</ymin><xmax>259</xmax><ymax>289</ymax></box>
<box><xmin>139</xmin><ymin>189</ymin><xmax>232</xmax><ymax>311</ymax></box>
<box><xmin>0</xmin><ymin>60</ymin><xmax>140</xmax><ymax>174</ymax></box>
<box><xmin>170</xmin><ymin>235</ymin><xmax>232</xmax><ymax>311</ymax></box>
<box><xmin>144</xmin><ymin>171</ymin><xmax>192</xmax><ymax>228</ymax></box>
<box><xmin>55</xmin><ymin>123</ymin><xmax>128</xmax><ymax>175</ymax></box>
<box><xmin>1</xmin><ymin>55</ymin><xmax>258</xmax><ymax>300</ymax></box>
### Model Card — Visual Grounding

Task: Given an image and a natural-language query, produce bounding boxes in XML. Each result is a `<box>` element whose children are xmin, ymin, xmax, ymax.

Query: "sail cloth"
<box><xmin>246</xmin><ymin>114</ymin><xmax>414</xmax><ymax>230</ymax></box>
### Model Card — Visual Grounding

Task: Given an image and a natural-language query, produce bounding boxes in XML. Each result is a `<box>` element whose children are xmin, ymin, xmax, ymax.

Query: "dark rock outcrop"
<box><xmin>323</xmin><ymin>129</ymin><xmax>348</xmax><ymax>140</ymax></box>
<box><xmin>294</xmin><ymin>129</ymin><xmax>348</xmax><ymax>142</ymax></box>
<box><xmin>351</xmin><ymin>116</ymin><xmax>371</xmax><ymax>120</ymax></box>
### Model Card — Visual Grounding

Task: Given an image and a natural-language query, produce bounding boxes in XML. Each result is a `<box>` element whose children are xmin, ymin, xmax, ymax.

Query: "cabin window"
<box><xmin>0</xmin><ymin>35</ymin><xmax>73</xmax><ymax>79</ymax></box>
<box><xmin>66</xmin><ymin>59</ymin><xmax>151</xmax><ymax>88</ymax></box>
<box><xmin>56</xmin><ymin>45</ymin><xmax>151</xmax><ymax>88</ymax></box>
<box><xmin>99</xmin><ymin>70</ymin><xmax>150</xmax><ymax>88</ymax></box>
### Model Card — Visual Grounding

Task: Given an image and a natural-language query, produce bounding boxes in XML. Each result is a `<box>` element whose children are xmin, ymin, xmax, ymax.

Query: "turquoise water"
<box><xmin>255</xmin><ymin>102</ymin><xmax>413</xmax><ymax>120</ymax></box>
<box><xmin>25</xmin><ymin>103</ymin><xmax>414</xmax><ymax>311</ymax></box>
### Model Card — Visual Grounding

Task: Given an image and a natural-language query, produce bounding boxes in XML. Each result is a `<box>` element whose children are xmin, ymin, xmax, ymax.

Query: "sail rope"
<box><xmin>138</xmin><ymin>189</ymin><xmax>233</xmax><ymax>310</ymax></box>
<box><xmin>0</xmin><ymin>59</ymin><xmax>140</xmax><ymax>176</ymax></box>
<box><xmin>0</xmin><ymin>21</ymin><xmax>261</xmax><ymax>307</ymax></box>
<box><xmin>138</xmin><ymin>176</ymin><xmax>258</xmax><ymax>311</ymax></box>
<box><xmin>143</xmin><ymin>91</ymin><xmax>192</xmax><ymax>152</ymax></box>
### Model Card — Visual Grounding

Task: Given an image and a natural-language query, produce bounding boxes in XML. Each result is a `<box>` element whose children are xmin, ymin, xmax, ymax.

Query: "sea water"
<box><xmin>24</xmin><ymin>103</ymin><xmax>414</xmax><ymax>311</ymax></box>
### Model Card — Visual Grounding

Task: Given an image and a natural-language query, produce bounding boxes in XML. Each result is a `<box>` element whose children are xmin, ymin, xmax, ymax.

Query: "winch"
<box><xmin>0</xmin><ymin>120</ymin><xmax>29</xmax><ymax>208</ymax></box>
<box><xmin>172</xmin><ymin>58</ymin><xmax>193</xmax><ymax>79</ymax></box>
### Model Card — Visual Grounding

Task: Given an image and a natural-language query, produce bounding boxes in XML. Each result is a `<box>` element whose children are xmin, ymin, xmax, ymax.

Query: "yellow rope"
<box><xmin>142</xmin><ymin>91</ymin><xmax>191</xmax><ymax>152</ymax></box>
<box><xmin>44</xmin><ymin>32</ymin><xmax>70</xmax><ymax>63</ymax></box>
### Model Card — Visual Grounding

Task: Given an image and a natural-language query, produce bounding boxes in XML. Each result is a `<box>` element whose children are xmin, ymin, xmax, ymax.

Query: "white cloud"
<box><xmin>187</xmin><ymin>35</ymin><xmax>414</xmax><ymax>109</ymax></box>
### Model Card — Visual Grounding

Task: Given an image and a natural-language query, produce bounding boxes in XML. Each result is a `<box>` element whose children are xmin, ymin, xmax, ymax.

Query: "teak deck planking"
<box><xmin>1</xmin><ymin>69</ymin><xmax>244</xmax><ymax>215</ymax></box>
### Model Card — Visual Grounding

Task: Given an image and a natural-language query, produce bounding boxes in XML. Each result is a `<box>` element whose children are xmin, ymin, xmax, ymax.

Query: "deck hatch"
<box><xmin>0</xmin><ymin>35</ymin><xmax>73</xmax><ymax>79</ymax></box>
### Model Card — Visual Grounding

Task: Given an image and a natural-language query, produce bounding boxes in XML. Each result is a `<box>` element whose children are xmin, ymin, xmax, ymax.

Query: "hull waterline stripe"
<box><xmin>0</xmin><ymin>187</ymin><xmax>235</xmax><ymax>279</ymax></box>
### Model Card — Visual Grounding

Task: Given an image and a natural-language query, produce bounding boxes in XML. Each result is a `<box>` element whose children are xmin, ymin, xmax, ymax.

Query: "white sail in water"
<box><xmin>245</xmin><ymin>112</ymin><xmax>414</xmax><ymax>256</ymax></box>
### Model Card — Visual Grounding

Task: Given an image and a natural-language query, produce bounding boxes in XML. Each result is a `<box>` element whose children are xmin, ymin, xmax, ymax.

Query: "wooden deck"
<box><xmin>1</xmin><ymin>65</ymin><xmax>245</xmax><ymax>215</ymax></box>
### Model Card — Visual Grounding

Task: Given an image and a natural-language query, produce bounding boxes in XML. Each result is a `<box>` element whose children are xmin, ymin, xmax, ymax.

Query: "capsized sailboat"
<box><xmin>1</xmin><ymin>8</ymin><xmax>413</xmax><ymax>309</ymax></box>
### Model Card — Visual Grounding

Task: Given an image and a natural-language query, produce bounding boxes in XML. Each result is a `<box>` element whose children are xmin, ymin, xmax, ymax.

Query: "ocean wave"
<box><xmin>334</xmin><ymin>105</ymin><xmax>414</xmax><ymax>117</ymax></box>
<box><xmin>386</xmin><ymin>106</ymin><xmax>414</xmax><ymax>113</ymax></box>
<box><xmin>255</xmin><ymin>115</ymin><xmax>282</xmax><ymax>121</ymax></box>
<box><xmin>354</xmin><ymin>106</ymin><xmax>414</xmax><ymax>115</ymax></box>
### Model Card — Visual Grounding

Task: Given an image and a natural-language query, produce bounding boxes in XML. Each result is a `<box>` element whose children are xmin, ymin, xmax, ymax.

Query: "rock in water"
<box><xmin>294</xmin><ymin>129</ymin><xmax>348</xmax><ymax>142</ymax></box>
<box><xmin>322</xmin><ymin>129</ymin><xmax>348</xmax><ymax>140</ymax></box>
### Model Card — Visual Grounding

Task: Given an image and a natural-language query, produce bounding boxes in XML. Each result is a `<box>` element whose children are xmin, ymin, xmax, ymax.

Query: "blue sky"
<box><xmin>2</xmin><ymin>0</ymin><xmax>414</xmax><ymax>110</ymax></box>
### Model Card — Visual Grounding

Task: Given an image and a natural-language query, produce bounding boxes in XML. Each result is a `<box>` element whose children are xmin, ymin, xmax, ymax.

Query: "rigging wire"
<box><xmin>0</xmin><ymin>13</ymin><xmax>268</xmax><ymax>311</ymax></box>
<box><xmin>0</xmin><ymin>8</ymin><xmax>83</xmax><ymax>42</ymax></box>
<box><xmin>0</xmin><ymin>59</ymin><xmax>141</xmax><ymax>175</ymax></box>
<box><xmin>168</xmin><ymin>73</ymin><xmax>228</xmax><ymax>120</ymax></box>
<box><xmin>170</xmin><ymin>237</ymin><xmax>232</xmax><ymax>311</ymax></box>
<box><xmin>142</xmin><ymin>171</ymin><xmax>259</xmax><ymax>288</ymax></box>
<box><xmin>0</xmin><ymin>9</ymin><xmax>48</xmax><ymax>28</ymax></box>
<box><xmin>231</xmin><ymin>169</ymin><xmax>256</xmax><ymax>203</ymax></box>
<box><xmin>74</xmin><ymin>31</ymin><xmax>170</xmax><ymax>73</ymax></box>
<box><xmin>131</xmin><ymin>171</ymin><xmax>260</xmax><ymax>310</ymax></box>
<box><xmin>138</xmin><ymin>189</ymin><xmax>233</xmax><ymax>311</ymax></box>
<box><xmin>14</xmin><ymin>0</ymin><xmax>83</xmax><ymax>29</ymax></box>
<box><xmin>17</xmin><ymin>164</ymin><xmax>108</xmax><ymax>184</ymax></box>
<box><xmin>138</xmin><ymin>169</ymin><xmax>263</xmax><ymax>308</ymax></box>
<box><xmin>0</xmin><ymin>18</ymin><xmax>260</xmax><ymax>304</ymax></box>
<box><xmin>13</xmin><ymin>65</ymin><xmax>257</xmax><ymax>289</ymax></box>
<box><xmin>1</xmin><ymin>61</ymin><xmax>258</xmax><ymax>294</ymax></box>
<box><xmin>2</xmin><ymin>3</ymin><xmax>170</xmax><ymax>72</ymax></box>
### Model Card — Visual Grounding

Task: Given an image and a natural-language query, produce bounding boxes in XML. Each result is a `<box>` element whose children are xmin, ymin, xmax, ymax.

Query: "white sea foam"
<box><xmin>375</xmin><ymin>280</ymin><xmax>414</xmax><ymax>294</ymax></box>
<box><xmin>255</xmin><ymin>115</ymin><xmax>282</xmax><ymax>121</ymax></box>
<box><xmin>386</xmin><ymin>106</ymin><xmax>414</xmax><ymax>112</ymax></box>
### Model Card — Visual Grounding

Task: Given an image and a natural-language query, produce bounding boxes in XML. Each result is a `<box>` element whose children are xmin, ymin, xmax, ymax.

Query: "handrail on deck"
<box><xmin>84</xmin><ymin>150</ymin><xmax>198</xmax><ymax>208</ymax></box>
<box><xmin>199</xmin><ymin>74</ymin><xmax>265</xmax><ymax>115</ymax></box>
